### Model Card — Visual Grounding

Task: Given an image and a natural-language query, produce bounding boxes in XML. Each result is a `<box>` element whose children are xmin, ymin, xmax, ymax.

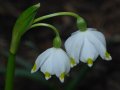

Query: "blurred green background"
<box><xmin>0</xmin><ymin>0</ymin><xmax>120</xmax><ymax>90</ymax></box>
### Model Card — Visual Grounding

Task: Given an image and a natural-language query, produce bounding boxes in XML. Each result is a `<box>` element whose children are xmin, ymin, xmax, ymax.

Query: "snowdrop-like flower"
<box><xmin>31</xmin><ymin>47</ymin><xmax>70</xmax><ymax>83</ymax></box>
<box><xmin>65</xmin><ymin>28</ymin><xmax>112</xmax><ymax>67</ymax></box>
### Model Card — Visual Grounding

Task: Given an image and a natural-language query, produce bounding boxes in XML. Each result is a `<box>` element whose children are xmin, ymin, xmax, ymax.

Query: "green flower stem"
<box><xmin>5</xmin><ymin>3</ymin><xmax>40</xmax><ymax>90</ymax></box>
<box><xmin>30</xmin><ymin>23</ymin><xmax>62</xmax><ymax>48</ymax></box>
<box><xmin>5</xmin><ymin>52</ymin><xmax>16</xmax><ymax>90</ymax></box>
<box><xmin>10</xmin><ymin>35</ymin><xmax>21</xmax><ymax>54</ymax></box>
<box><xmin>33</xmin><ymin>12</ymin><xmax>79</xmax><ymax>23</ymax></box>
<box><xmin>0</xmin><ymin>50</ymin><xmax>32</xmax><ymax>69</ymax></box>
<box><xmin>30</xmin><ymin>23</ymin><xmax>59</xmax><ymax>36</ymax></box>
<box><xmin>33</xmin><ymin>12</ymin><xmax>87</xmax><ymax>31</ymax></box>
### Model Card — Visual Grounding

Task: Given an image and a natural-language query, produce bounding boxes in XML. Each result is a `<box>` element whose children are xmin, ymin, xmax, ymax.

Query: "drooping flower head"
<box><xmin>31</xmin><ymin>47</ymin><xmax>70</xmax><ymax>83</ymax></box>
<box><xmin>65</xmin><ymin>28</ymin><xmax>112</xmax><ymax>67</ymax></box>
<box><xmin>30</xmin><ymin>25</ymin><xmax>71</xmax><ymax>83</ymax></box>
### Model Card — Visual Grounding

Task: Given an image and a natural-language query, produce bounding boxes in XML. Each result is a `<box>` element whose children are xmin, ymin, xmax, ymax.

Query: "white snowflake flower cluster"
<box><xmin>31</xmin><ymin>28</ymin><xmax>112</xmax><ymax>83</ymax></box>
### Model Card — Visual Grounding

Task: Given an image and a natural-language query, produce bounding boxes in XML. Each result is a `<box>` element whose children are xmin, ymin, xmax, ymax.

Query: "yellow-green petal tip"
<box><xmin>31</xmin><ymin>64</ymin><xmax>37</xmax><ymax>73</ymax></box>
<box><xmin>87</xmin><ymin>58</ymin><xmax>93</xmax><ymax>67</ymax></box>
<box><xmin>105</xmin><ymin>51</ymin><xmax>112</xmax><ymax>61</ymax></box>
<box><xmin>70</xmin><ymin>57</ymin><xmax>77</xmax><ymax>68</ymax></box>
<box><xmin>45</xmin><ymin>72</ymin><xmax>51</xmax><ymax>80</ymax></box>
<box><xmin>59</xmin><ymin>72</ymin><xmax>65</xmax><ymax>83</ymax></box>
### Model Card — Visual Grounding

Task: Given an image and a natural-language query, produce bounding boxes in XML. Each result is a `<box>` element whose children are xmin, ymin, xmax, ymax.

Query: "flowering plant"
<box><xmin>4</xmin><ymin>3</ymin><xmax>112</xmax><ymax>90</ymax></box>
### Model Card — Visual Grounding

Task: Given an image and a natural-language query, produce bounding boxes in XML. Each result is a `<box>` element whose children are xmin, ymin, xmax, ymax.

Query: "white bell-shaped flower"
<box><xmin>65</xmin><ymin>28</ymin><xmax>112</xmax><ymax>67</ymax></box>
<box><xmin>31</xmin><ymin>47</ymin><xmax>70</xmax><ymax>83</ymax></box>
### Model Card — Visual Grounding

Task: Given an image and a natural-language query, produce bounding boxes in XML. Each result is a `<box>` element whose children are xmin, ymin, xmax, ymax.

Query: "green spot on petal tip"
<box><xmin>31</xmin><ymin>64</ymin><xmax>37</xmax><ymax>73</ymax></box>
<box><xmin>105</xmin><ymin>52</ymin><xmax>110</xmax><ymax>58</ymax></box>
<box><xmin>59</xmin><ymin>72</ymin><xmax>65</xmax><ymax>83</ymax></box>
<box><xmin>105</xmin><ymin>51</ymin><xmax>112</xmax><ymax>60</ymax></box>
<box><xmin>70</xmin><ymin>57</ymin><xmax>76</xmax><ymax>67</ymax></box>
<box><xmin>87</xmin><ymin>58</ymin><xmax>93</xmax><ymax>67</ymax></box>
<box><xmin>45</xmin><ymin>72</ymin><xmax>51</xmax><ymax>80</ymax></box>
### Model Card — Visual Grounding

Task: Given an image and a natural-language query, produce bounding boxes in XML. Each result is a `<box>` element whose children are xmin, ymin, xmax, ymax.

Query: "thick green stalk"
<box><xmin>4</xmin><ymin>3</ymin><xmax>40</xmax><ymax>90</ymax></box>
<box><xmin>5</xmin><ymin>52</ymin><xmax>16</xmax><ymax>90</ymax></box>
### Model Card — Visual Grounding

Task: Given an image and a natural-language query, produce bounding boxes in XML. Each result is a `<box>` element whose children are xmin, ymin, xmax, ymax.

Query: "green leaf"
<box><xmin>13</xmin><ymin>3</ymin><xmax>40</xmax><ymax>36</ymax></box>
<box><xmin>10</xmin><ymin>3</ymin><xmax>40</xmax><ymax>54</ymax></box>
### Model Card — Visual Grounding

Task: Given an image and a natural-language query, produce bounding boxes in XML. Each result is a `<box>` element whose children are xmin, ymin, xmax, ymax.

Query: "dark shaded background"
<box><xmin>0</xmin><ymin>0</ymin><xmax>120</xmax><ymax>90</ymax></box>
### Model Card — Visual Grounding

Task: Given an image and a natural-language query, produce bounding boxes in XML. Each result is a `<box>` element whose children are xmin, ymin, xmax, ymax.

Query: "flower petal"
<box><xmin>65</xmin><ymin>31</ymin><xmax>84</xmax><ymax>64</ymax></box>
<box><xmin>52</xmin><ymin>49</ymin><xmax>70</xmax><ymax>77</ymax></box>
<box><xmin>40</xmin><ymin>52</ymin><xmax>54</xmax><ymax>75</ymax></box>
<box><xmin>87</xmin><ymin>32</ymin><xmax>109</xmax><ymax>60</ymax></box>
<box><xmin>80</xmin><ymin>37</ymin><xmax>99</xmax><ymax>63</ymax></box>
<box><xmin>31</xmin><ymin>48</ymin><xmax>53</xmax><ymax>73</ymax></box>
<box><xmin>87</xmin><ymin>28</ymin><xmax>106</xmax><ymax>46</ymax></box>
